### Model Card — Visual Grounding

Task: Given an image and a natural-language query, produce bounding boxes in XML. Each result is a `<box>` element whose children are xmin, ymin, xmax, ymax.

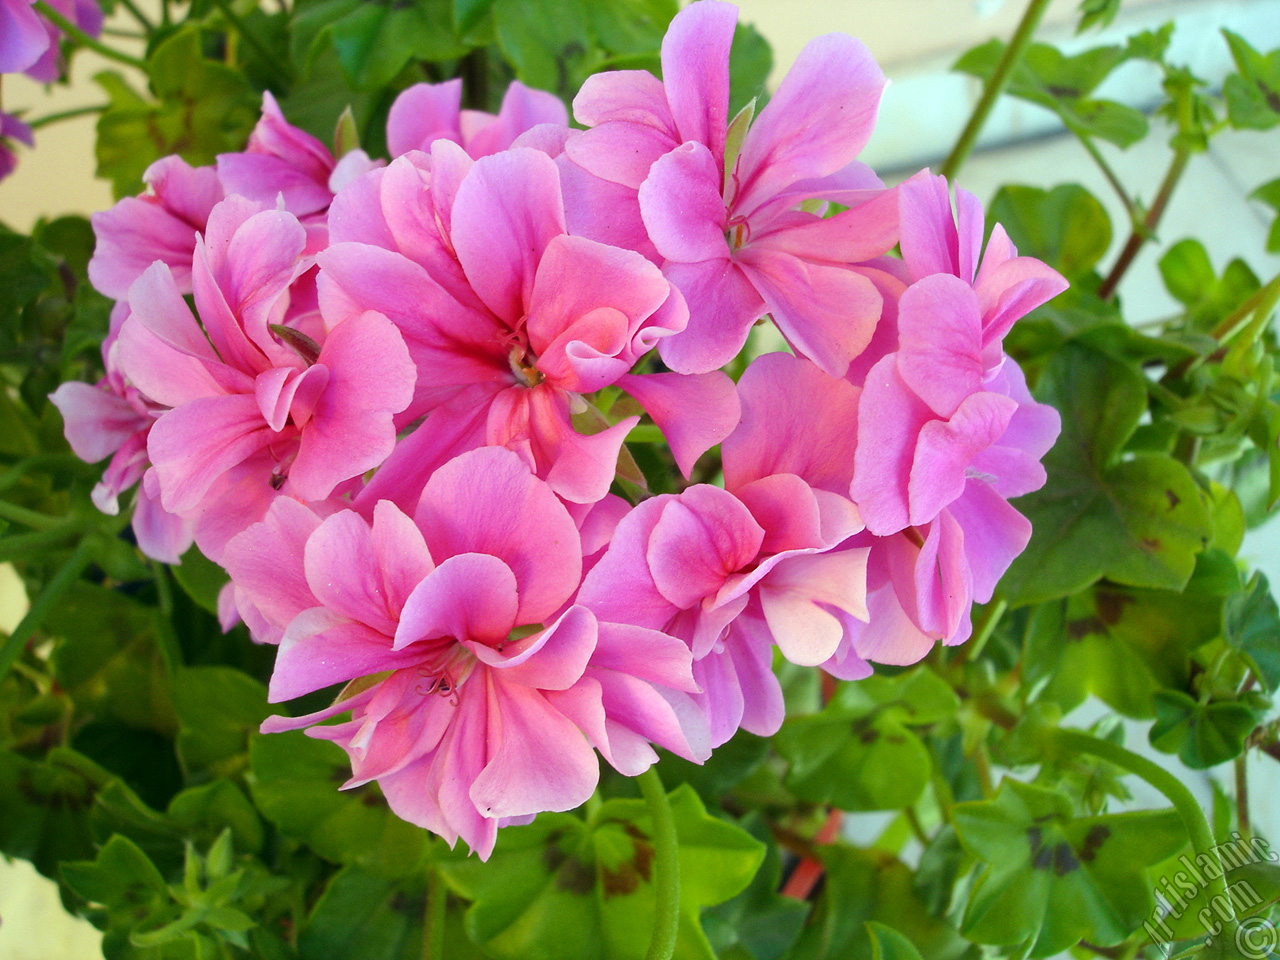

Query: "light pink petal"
<box><xmin>573</xmin><ymin>69</ymin><xmax>674</xmax><ymax>131</ymax></box>
<box><xmin>618</xmin><ymin>370</ymin><xmax>740</xmax><ymax>478</ymax></box>
<box><xmin>397</xmin><ymin>552</ymin><xmax>519</xmax><ymax>648</ymax></box>
<box><xmin>723</xmin><ymin>351</ymin><xmax>860</xmax><ymax>494</ymax></box>
<box><xmin>126</xmin><ymin>262</ymin><xmax>220</xmax><ymax>363</ymax></box>
<box><xmin>114</xmin><ymin>316</ymin><xmax>238</xmax><ymax>410</ymax></box>
<box><xmin>89</xmin><ymin>199</ymin><xmax>202</xmax><ymax>299</ymax></box>
<box><xmin>752</xmin><ymin>186</ymin><xmax>898</xmax><ymax>265</ymax></box>
<box><xmin>131</xmin><ymin>480</ymin><xmax>194</xmax><ymax>565</ymax></box>
<box><xmin>564</xmin><ymin>120</ymin><xmax>677</xmax><ymax>190</ymax></box>
<box><xmin>479</xmin><ymin>604</ymin><xmax>597</xmax><ymax>690</ymax></box>
<box><xmin>385</xmin><ymin>79</ymin><xmax>463</xmax><ymax>158</ymax></box>
<box><xmin>290</xmin><ymin>311</ymin><xmax>414</xmax><ymax>500</ymax></box>
<box><xmin>757</xmin><ymin>549</ymin><xmax>869</xmax><ymax>665</ymax></box>
<box><xmin>912</xmin><ymin>511</ymin><xmax>972</xmax><ymax>643</ymax></box>
<box><xmin>974</xmin><ymin>254</ymin><xmax>1069</xmax><ymax>352</ymax></box>
<box><xmin>851</xmin><ymin>577</ymin><xmax>936</xmax><ymax>666</ymax></box>
<box><xmin>851</xmin><ymin>357</ymin><xmax>933</xmax><ymax>536</ymax></box>
<box><xmin>558</xmin><ymin>154</ymin><xmax>658</xmax><ymax>260</ymax></box>
<box><xmin>639</xmin><ymin>141</ymin><xmax>730</xmax><ymax>264</ymax></box>
<box><xmin>948</xmin><ymin>482</ymin><xmax>1031</xmax><ymax>604</ymax></box>
<box><xmin>306</xmin><ymin>510</ymin><xmax>403</xmax><ymax>637</ymax></box>
<box><xmin>470</xmin><ymin>676</ymin><xmax>599</xmax><ymax>819</ymax></box>
<box><xmin>577</xmin><ymin>497</ymin><xmax>678</xmax><ymax>631</ymax></box>
<box><xmin>415</xmin><ymin>446</ymin><xmax>582</xmax><ymax>624</ymax></box>
<box><xmin>646</xmin><ymin>485</ymin><xmax>764</xmax><ymax>610</ymax></box>
<box><xmin>450</xmin><ymin>148</ymin><xmax>566</xmax><ymax>324</ymax></box>
<box><xmin>147</xmin><ymin>394</ymin><xmax>272</xmax><ymax>515</ymax></box>
<box><xmin>272</xmin><ymin>610</ymin><xmax>418</xmax><ymax>701</ymax></box>
<box><xmin>896</xmin><ymin>273</ymin><xmax>985</xmax><ymax>419</ymax></box>
<box><xmin>0</xmin><ymin>0</ymin><xmax>50</xmax><ymax>73</ymax></box>
<box><xmin>734</xmin><ymin>474</ymin><xmax>862</xmax><ymax>555</ymax></box>
<box><xmin>738</xmin><ymin>246</ymin><xmax>882</xmax><ymax>378</ymax></box>
<box><xmin>221</xmin><ymin>497</ymin><xmax>323</xmax><ymax>642</ymax></box>
<box><xmin>733</xmin><ymin>33</ymin><xmax>885</xmax><ymax>217</ymax></box>
<box><xmin>466</xmin><ymin>81</ymin><xmax>569</xmax><ymax>158</ymax></box>
<box><xmin>898</xmin><ymin>172</ymin><xmax>968</xmax><ymax>282</ymax></box>
<box><xmin>49</xmin><ymin>381</ymin><xmax>147</xmax><ymax>463</ymax></box>
<box><xmin>908</xmin><ymin>391</ymin><xmax>1017</xmax><ymax>526</ymax></box>
<box><xmin>661</xmin><ymin>0</ymin><xmax>736</xmax><ymax>164</ymax></box>
<box><xmin>657</xmin><ymin>258</ymin><xmax>764</xmax><ymax>374</ymax></box>
<box><xmin>216</xmin><ymin>153</ymin><xmax>331</xmax><ymax>218</ymax></box>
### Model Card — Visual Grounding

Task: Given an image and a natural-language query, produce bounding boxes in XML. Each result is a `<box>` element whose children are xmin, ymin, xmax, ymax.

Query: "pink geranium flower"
<box><xmin>15</xmin><ymin>0</ymin><xmax>101</xmax><ymax>83</ymax></box>
<box><xmin>321</xmin><ymin>145</ymin><xmax>739</xmax><ymax>508</ymax></box>
<box><xmin>386</xmin><ymin>78</ymin><xmax>568</xmax><ymax>160</ymax></box>
<box><xmin>224</xmin><ymin>448</ymin><xmax>704</xmax><ymax>858</ymax></box>
<box><xmin>571</xmin><ymin>0</ymin><xmax>898</xmax><ymax>377</ymax></box>
<box><xmin>0</xmin><ymin>0</ymin><xmax>49</xmax><ymax>75</ymax></box>
<box><xmin>114</xmin><ymin>196</ymin><xmax>414</xmax><ymax>560</ymax></box>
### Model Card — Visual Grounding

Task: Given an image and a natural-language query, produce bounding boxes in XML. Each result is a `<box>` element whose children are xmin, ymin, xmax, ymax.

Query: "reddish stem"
<box><xmin>780</xmin><ymin>808</ymin><xmax>844</xmax><ymax>900</ymax></box>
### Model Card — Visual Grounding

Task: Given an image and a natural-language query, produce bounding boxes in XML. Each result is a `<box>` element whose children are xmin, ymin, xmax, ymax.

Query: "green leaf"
<box><xmin>866</xmin><ymin>922</ymin><xmax>926</xmax><ymax>960</ymax></box>
<box><xmin>729</xmin><ymin>22</ymin><xmax>773</xmax><ymax>115</ymax></box>
<box><xmin>172</xmin><ymin>667</ymin><xmax>270</xmax><ymax>777</ymax></box>
<box><xmin>249</xmin><ymin>730</ymin><xmax>432</xmax><ymax>877</ymax></box>
<box><xmin>1002</xmin><ymin>343</ymin><xmax>1213</xmax><ymax>604</ymax></box>
<box><xmin>1149</xmin><ymin>688</ymin><xmax>1269</xmax><ymax>768</ymax></box>
<box><xmin>0</xmin><ymin>747</ymin><xmax>113</xmax><ymax>875</ymax></box>
<box><xmin>454</xmin><ymin>0</ymin><xmax>496</xmax><ymax>35</ymax></box>
<box><xmin>1158</xmin><ymin>239</ymin><xmax>1260</xmax><ymax>330</ymax></box>
<box><xmin>167</xmin><ymin>780</ymin><xmax>265</xmax><ymax>855</ymax></box>
<box><xmin>1223</xmin><ymin>30</ymin><xmax>1280</xmax><ymax>130</ymax></box>
<box><xmin>440</xmin><ymin>784</ymin><xmax>764</xmax><ymax>960</ymax></box>
<box><xmin>330</xmin><ymin>0</ymin><xmax>469</xmax><ymax>89</ymax></box>
<box><xmin>494</xmin><ymin>0</ymin><xmax>595</xmax><ymax>97</ymax></box>
<box><xmin>988</xmin><ymin>184</ymin><xmax>1112</xmax><ymax>281</ymax></box>
<box><xmin>1251</xmin><ymin>177</ymin><xmax>1280</xmax><ymax>253</ymax></box>
<box><xmin>95</xmin><ymin>29</ymin><xmax>258</xmax><ymax>196</ymax></box>
<box><xmin>775</xmin><ymin>668</ymin><xmax>958</xmax><ymax>812</ymax></box>
<box><xmin>299</xmin><ymin>866</ymin><xmax>428</xmax><ymax>960</ymax></box>
<box><xmin>952</xmin><ymin>779</ymin><xmax>1187</xmax><ymax>956</ymax></box>
<box><xmin>788</xmin><ymin>845</ymin><xmax>970</xmax><ymax>960</ymax></box>
<box><xmin>170</xmin><ymin>544</ymin><xmax>230</xmax><ymax>616</ymax></box>
<box><xmin>1224</xmin><ymin>572</ymin><xmax>1280</xmax><ymax>691</ymax></box>
<box><xmin>61</xmin><ymin>833</ymin><xmax>169</xmax><ymax>921</ymax></box>
<box><xmin>1077</xmin><ymin>0</ymin><xmax>1121</xmax><ymax>33</ymax></box>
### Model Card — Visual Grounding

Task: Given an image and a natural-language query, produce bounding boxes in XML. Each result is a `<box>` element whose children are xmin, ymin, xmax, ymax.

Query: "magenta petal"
<box><xmin>577</xmin><ymin>497</ymin><xmax>678</xmax><ymax>630</ymax></box>
<box><xmin>397</xmin><ymin>553</ymin><xmax>519</xmax><ymax>649</ymax></box>
<box><xmin>639</xmin><ymin>141</ymin><xmax>730</xmax><ymax>264</ymax></box>
<box><xmin>660</xmin><ymin>0</ymin><xmax>736</xmax><ymax>164</ymax></box>
<box><xmin>147</xmin><ymin>394</ymin><xmax>272</xmax><ymax>515</ymax></box>
<box><xmin>467</xmin><ymin>81</ymin><xmax>569</xmax><ymax>158</ymax></box>
<box><xmin>470</xmin><ymin>676</ymin><xmax>600</xmax><ymax>819</ymax></box>
<box><xmin>306</xmin><ymin>510</ymin><xmax>405</xmax><ymax>637</ymax></box>
<box><xmin>851</xmin><ymin>358</ymin><xmax>932</xmax><ymax>536</ymax></box>
<box><xmin>646</xmin><ymin>485</ymin><xmax>764</xmax><ymax>609</ymax></box>
<box><xmin>127</xmin><ymin>262</ymin><xmax>220</xmax><ymax>363</ymax></box>
<box><xmin>734</xmin><ymin>33</ymin><xmax>885</xmax><ymax>217</ymax></box>
<box><xmin>723</xmin><ymin>351</ymin><xmax>860</xmax><ymax>494</ymax></box>
<box><xmin>975</xmin><ymin>254</ymin><xmax>1069</xmax><ymax>349</ymax></box>
<box><xmin>908</xmin><ymin>391</ymin><xmax>1017</xmax><ymax>526</ymax></box>
<box><xmin>754</xmin><ymin>186</ymin><xmax>899</xmax><ymax>265</ymax></box>
<box><xmin>657</xmin><ymin>258</ymin><xmax>764</xmax><ymax>374</ymax></box>
<box><xmin>385</xmin><ymin>79</ymin><xmax>463</xmax><ymax>158</ymax></box>
<box><xmin>272</xmin><ymin>611</ymin><xmax>417</xmax><ymax>701</ymax></box>
<box><xmin>896</xmin><ymin>273</ymin><xmax>985</xmax><ymax>419</ymax></box>
<box><xmin>739</xmin><ymin>246</ymin><xmax>882</xmax><ymax>378</ymax></box>
<box><xmin>912</xmin><ymin>511</ymin><xmax>971</xmax><ymax>642</ymax></box>
<box><xmin>114</xmin><ymin>317</ymin><xmax>234</xmax><ymax>410</ymax></box>
<box><xmin>415</xmin><ymin>447</ymin><xmax>582</xmax><ymax>625</ymax></box>
<box><xmin>619</xmin><ymin>371</ymin><xmax>740</xmax><ymax>478</ymax></box>
<box><xmin>0</xmin><ymin>0</ymin><xmax>50</xmax><ymax>73</ymax></box>
<box><xmin>450</xmin><ymin>148</ymin><xmax>567</xmax><ymax>324</ymax></box>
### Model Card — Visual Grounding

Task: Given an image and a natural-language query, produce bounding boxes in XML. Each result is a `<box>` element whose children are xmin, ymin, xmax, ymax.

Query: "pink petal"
<box><xmin>564</xmin><ymin>121</ymin><xmax>677</xmax><ymax>190</ymax></box>
<box><xmin>757</xmin><ymin>549</ymin><xmax>869</xmax><ymax>665</ymax></box>
<box><xmin>660</xmin><ymin>0</ymin><xmax>736</xmax><ymax>164</ymax></box>
<box><xmin>908</xmin><ymin>391</ymin><xmax>1017</xmax><ymax>526</ymax></box>
<box><xmin>272</xmin><ymin>610</ymin><xmax>418</xmax><ymax>701</ymax></box>
<box><xmin>385</xmin><ymin>79</ymin><xmax>463</xmax><ymax>158</ymax></box>
<box><xmin>131</xmin><ymin>480</ymin><xmax>194</xmax><ymax>565</ymax></box>
<box><xmin>466</xmin><ymin>81</ymin><xmax>569</xmax><ymax>158</ymax></box>
<box><xmin>752</xmin><ymin>185</ymin><xmax>898</xmax><ymax>265</ymax></box>
<box><xmin>896</xmin><ymin>273</ymin><xmax>985</xmax><ymax>419</ymax></box>
<box><xmin>450</xmin><ymin>148</ymin><xmax>567</xmax><ymax>324</ymax></box>
<box><xmin>469</xmin><ymin>676</ymin><xmax>600</xmax><ymax>819</ymax></box>
<box><xmin>49</xmin><ymin>381</ymin><xmax>147</xmax><ymax>463</ymax></box>
<box><xmin>639</xmin><ymin>141</ymin><xmax>730</xmax><ymax>264</ymax></box>
<box><xmin>577</xmin><ymin>498</ymin><xmax>678</xmax><ymax>631</ymax></box>
<box><xmin>646</xmin><ymin>485</ymin><xmax>764</xmax><ymax>610</ymax></box>
<box><xmin>480</xmin><ymin>604</ymin><xmax>597</xmax><ymax>691</ymax></box>
<box><xmin>618</xmin><ymin>371</ymin><xmax>739</xmax><ymax>478</ymax></box>
<box><xmin>415</xmin><ymin>447</ymin><xmax>582</xmax><ymax>624</ymax></box>
<box><xmin>397</xmin><ymin>553</ymin><xmax>519</xmax><ymax>649</ymax></box>
<box><xmin>851</xmin><ymin>358</ymin><xmax>932</xmax><ymax>536</ymax></box>
<box><xmin>0</xmin><ymin>0</ymin><xmax>50</xmax><ymax>73</ymax></box>
<box><xmin>738</xmin><ymin>246</ymin><xmax>882</xmax><ymax>378</ymax></box>
<box><xmin>221</xmin><ymin>497</ymin><xmax>323</xmax><ymax>642</ymax></box>
<box><xmin>573</xmin><ymin>69</ymin><xmax>674</xmax><ymax>131</ymax></box>
<box><xmin>948</xmin><ymin>482</ymin><xmax>1031</xmax><ymax>604</ymax></box>
<box><xmin>657</xmin><ymin>258</ymin><xmax>764</xmax><ymax>374</ymax></box>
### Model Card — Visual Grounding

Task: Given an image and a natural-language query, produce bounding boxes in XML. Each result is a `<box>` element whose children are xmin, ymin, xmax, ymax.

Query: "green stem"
<box><xmin>422</xmin><ymin>866</ymin><xmax>447</xmax><ymax>960</ymax></box>
<box><xmin>0</xmin><ymin>523</ymin><xmax>87</xmax><ymax>563</ymax></box>
<box><xmin>0</xmin><ymin>500</ymin><xmax>67</xmax><ymax>531</ymax></box>
<box><xmin>1236</xmin><ymin>755</ymin><xmax>1251</xmax><ymax>839</ymax></box>
<box><xmin>966</xmin><ymin>599</ymin><xmax>1008</xmax><ymax>663</ymax></box>
<box><xmin>26</xmin><ymin>104</ymin><xmax>109</xmax><ymax>130</ymax></box>
<box><xmin>32</xmin><ymin>1</ymin><xmax>147</xmax><ymax>69</ymax></box>
<box><xmin>208</xmin><ymin>0</ymin><xmax>292</xmax><ymax>84</ymax></box>
<box><xmin>1078</xmin><ymin>134</ymin><xmax>1139</xmax><ymax>226</ymax></box>
<box><xmin>0</xmin><ymin>455</ymin><xmax>86</xmax><ymax>497</ymax></box>
<box><xmin>1054</xmin><ymin>730</ymin><xmax>1238</xmax><ymax>937</ymax></box>
<box><xmin>0</xmin><ymin>537</ymin><xmax>94</xmax><ymax>680</ymax></box>
<box><xmin>115</xmin><ymin>0</ymin><xmax>155</xmax><ymax>33</ymax></box>
<box><xmin>637</xmin><ymin>767</ymin><xmax>680</xmax><ymax>960</ymax></box>
<box><xmin>939</xmin><ymin>0</ymin><xmax>1054</xmax><ymax>179</ymax></box>
<box><xmin>1098</xmin><ymin>148</ymin><xmax>1190</xmax><ymax>300</ymax></box>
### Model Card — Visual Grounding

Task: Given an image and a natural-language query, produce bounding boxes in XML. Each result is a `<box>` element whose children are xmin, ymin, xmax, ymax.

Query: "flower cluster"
<box><xmin>55</xmin><ymin>0</ymin><xmax>1065</xmax><ymax>858</ymax></box>
<box><xmin>0</xmin><ymin>0</ymin><xmax>103</xmax><ymax>177</ymax></box>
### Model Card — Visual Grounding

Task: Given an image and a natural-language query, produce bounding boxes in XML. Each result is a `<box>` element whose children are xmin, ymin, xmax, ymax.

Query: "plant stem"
<box><xmin>966</xmin><ymin>599</ymin><xmax>1008</xmax><ymax>662</ymax></box>
<box><xmin>422</xmin><ymin>866</ymin><xmax>447</xmax><ymax>960</ymax></box>
<box><xmin>781</xmin><ymin>808</ymin><xmax>843</xmax><ymax>900</ymax></box>
<box><xmin>1078</xmin><ymin>134</ymin><xmax>1139</xmax><ymax>226</ymax></box>
<box><xmin>939</xmin><ymin>0</ymin><xmax>1053</xmax><ymax>180</ymax></box>
<box><xmin>28</xmin><ymin>102</ymin><xmax>107</xmax><ymax>129</ymax></box>
<box><xmin>1054</xmin><ymin>730</ymin><xmax>1238</xmax><ymax>939</ymax></box>
<box><xmin>637</xmin><ymin>767</ymin><xmax>680</xmax><ymax>960</ymax></box>
<box><xmin>0</xmin><ymin>523</ymin><xmax>87</xmax><ymax>563</ymax></box>
<box><xmin>0</xmin><ymin>500</ymin><xmax>66</xmax><ymax>531</ymax></box>
<box><xmin>115</xmin><ymin>0</ymin><xmax>155</xmax><ymax>34</ymax></box>
<box><xmin>1236</xmin><ymin>755</ymin><xmax>1251</xmax><ymax>839</ymax></box>
<box><xmin>1098</xmin><ymin>147</ymin><xmax>1190</xmax><ymax>300</ymax></box>
<box><xmin>208</xmin><ymin>0</ymin><xmax>292</xmax><ymax>85</ymax></box>
<box><xmin>32</xmin><ymin>1</ymin><xmax>147</xmax><ymax>70</ymax></box>
<box><xmin>0</xmin><ymin>537</ymin><xmax>94</xmax><ymax>680</ymax></box>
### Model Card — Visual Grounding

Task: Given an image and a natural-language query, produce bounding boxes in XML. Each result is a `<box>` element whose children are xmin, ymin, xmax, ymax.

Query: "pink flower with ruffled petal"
<box><xmin>17</xmin><ymin>0</ymin><xmax>101</xmax><ymax>83</ymax></box>
<box><xmin>321</xmin><ymin>145</ymin><xmax>739</xmax><ymax>509</ymax></box>
<box><xmin>572</xmin><ymin>0</ymin><xmax>897</xmax><ymax>377</ymax></box>
<box><xmin>0</xmin><ymin>0</ymin><xmax>50</xmax><ymax>75</ymax></box>
<box><xmin>224</xmin><ymin>447</ymin><xmax>703</xmax><ymax>858</ymax></box>
<box><xmin>386</xmin><ymin>78</ymin><xmax>568</xmax><ymax>160</ymax></box>
<box><xmin>114</xmin><ymin>196</ymin><xmax>414</xmax><ymax>561</ymax></box>
<box><xmin>0</xmin><ymin>112</ymin><xmax>33</xmax><ymax>182</ymax></box>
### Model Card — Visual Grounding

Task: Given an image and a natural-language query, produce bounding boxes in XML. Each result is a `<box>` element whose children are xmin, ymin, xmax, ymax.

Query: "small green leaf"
<box><xmin>1223</xmin><ymin>30</ymin><xmax>1280</xmax><ymax>130</ymax></box>
<box><xmin>1150</xmin><ymin>689</ymin><xmax>1269</xmax><ymax>768</ymax></box>
<box><xmin>1077</xmin><ymin>0</ymin><xmax>1121</xmax><ymax>33</ymax></box>
<box><xmin>299</xmin><ymin>866</ymin><xmax>429</xmax><ymax>960</ymax></box>
<box><xmin>988</xmin><ymin>184</ymin><xmax>1112</xmax><ymax>281</ymax></box>
<box><xmin>61</xmin><ymin>833</ymin><xmax>168</xmax><ymax>917</ymax></box>
<box><xmin>1224</xmin><ymin>572</ymin><xmax>1280</xmax><ymax>691</ymax></box>
<box><xmin>866</xmin><ymin>922</ymin><xmax>926</xmax><ymax>960</ymax></box>
<box><xmin>1251</xmin><ymin>177</ymin><xmax>1280</xmax><ymax>253</ymax></box>
<box><xmin>453</xmin><ymin>0</ymin><xmax>496</xmax><ymax>34</ymax></box>
<box><xmin>494</xmin><ymin>0</ymin><xmax>594</xmax><ymax>97</ymax></box>
<box><xmin>173</xmin><ymin>667</ymin><xmax>270</xmax><ymax>777</ymax></box>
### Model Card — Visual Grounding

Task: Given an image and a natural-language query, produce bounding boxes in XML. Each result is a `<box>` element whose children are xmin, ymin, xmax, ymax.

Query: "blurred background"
<box><xmin>2</xmin><ymin>1</ymin><xmax>1279</xmax><ymax>957</ymax></box>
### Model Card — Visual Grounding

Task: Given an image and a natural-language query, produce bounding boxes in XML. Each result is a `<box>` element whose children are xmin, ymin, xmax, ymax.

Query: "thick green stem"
<box><xmin>637</xmin><ymin>767</ymin><xmax>680</xmax><ymax>960</ymax></box>
<box><xmin>115</xmin><ymin>0</ymin><xmax>155</xmax><ymax>34</ymax></box>
<box><xmin>0</xmin><ymin>500</ymin><xmax>67</xmax><ymax>531</ymax></box>
<box><xmin>0</xmin><ymin>537</ymin><xmax>94</xmax><ymax>680</ymax></box>
<box><xmin>32</xmin><ymin>1</ymin><xmax>146</xmax><ymax>69</ymax></box>
<box><xmin>1054</xmin><ymin>730</ymin><xmax>1238</xmax><ymax>938</ymax></box>
<box><xmin>422</xmin><ymin>866</ymin><xmax>447</xmax><ymax>960</ymax></box>
<box><xmin>939</xmin><ymin>0</ymin><xmax>1054</xmax><ymax>180</ymax></box>
<box><xmin>0</xmin><ymin>523</ymin><xmax>87</xmax><ymax>563</ymax></box>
